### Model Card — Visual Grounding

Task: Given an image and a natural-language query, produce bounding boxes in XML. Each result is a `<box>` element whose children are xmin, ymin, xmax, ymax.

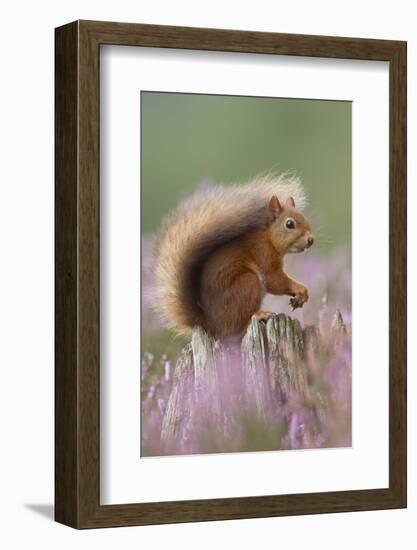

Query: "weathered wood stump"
<box><xmin>161</xmin><ymin>311</ymin><xmax>346</xmax><ymax>453</ymax></box>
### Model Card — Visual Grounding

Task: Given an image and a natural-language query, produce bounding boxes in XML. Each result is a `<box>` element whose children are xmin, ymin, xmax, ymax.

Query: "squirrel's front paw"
<box><xmin>289</xmin><ymin>286</ymin><xmax>309</xmax><ymax>310</ymax></box>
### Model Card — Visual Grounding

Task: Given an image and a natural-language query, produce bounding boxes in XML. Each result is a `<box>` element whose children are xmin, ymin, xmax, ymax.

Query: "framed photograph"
<box><xmin>55</xmin><ymin>20</ymin><xmax>406</xmax><ymax>528</ymax></box>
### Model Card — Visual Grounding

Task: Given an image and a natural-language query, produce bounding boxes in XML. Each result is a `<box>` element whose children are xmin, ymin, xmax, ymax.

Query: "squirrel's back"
<box><xmin>153</xmin><ymin>173</ymin><xmax>306</xmax><ymax>335</ymax></box>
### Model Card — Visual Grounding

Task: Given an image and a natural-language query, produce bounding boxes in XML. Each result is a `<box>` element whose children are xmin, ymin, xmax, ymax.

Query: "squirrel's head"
<box><xmin>266</xmin><ymin>195</ymin><xmax>314</xmax><ymax>254</ymax></box>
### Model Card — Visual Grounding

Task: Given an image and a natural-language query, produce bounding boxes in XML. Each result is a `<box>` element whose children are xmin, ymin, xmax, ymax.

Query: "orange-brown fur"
<box><xmin>153</xmin><ymin>174</ymin><xmax>313</xmax><ymax>338</ymax></box>
<box><xmin>200</xmin><ymin>197</ymin><xmax>314</xmax><ymax>338</ymax></box>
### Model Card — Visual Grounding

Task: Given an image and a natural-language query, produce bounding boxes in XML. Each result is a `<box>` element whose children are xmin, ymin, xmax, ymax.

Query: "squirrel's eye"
<box><xmin>285</xmin><ymin>218</ymin><xmax>296</xmax><ymax>229</ymax></box>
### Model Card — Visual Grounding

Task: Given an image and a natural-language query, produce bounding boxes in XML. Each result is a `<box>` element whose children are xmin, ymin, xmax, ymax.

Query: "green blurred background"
<box><xmin>141</xmin><ymin>92</ymin><xmax>351</xmax><ymax>250</ymax></box>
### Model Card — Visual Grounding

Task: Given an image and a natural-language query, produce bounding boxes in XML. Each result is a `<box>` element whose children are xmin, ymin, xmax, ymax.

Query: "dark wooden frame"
<box><xmin>55</xmin><ymin>20</ymin><xmax>407</xmax><ymax>529</ymax></box>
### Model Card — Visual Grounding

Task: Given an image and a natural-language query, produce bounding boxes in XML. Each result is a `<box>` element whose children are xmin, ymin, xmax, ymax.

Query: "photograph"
<box><xmin>0</xmin><ymin>0</ymin><xmax>410</xmax><ymax>541</ymax></box>
<box><xmin>140</xmin><ymin>91</ymin><xmax>352</xmax><ymax>457</ymax></box>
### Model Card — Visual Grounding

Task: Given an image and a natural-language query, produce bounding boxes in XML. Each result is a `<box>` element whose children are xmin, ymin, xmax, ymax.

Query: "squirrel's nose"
<box><xmin>307</xmin><ymin>236</ymin><xmax>314</xmax><ymax>248</ymax></box>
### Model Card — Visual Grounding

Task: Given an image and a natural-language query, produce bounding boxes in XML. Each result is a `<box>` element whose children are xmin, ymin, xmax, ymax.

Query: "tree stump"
<box><xmin>160</xmin><ymin>311</ymin><xmax>346</xmax><ymax>454</ymax></box>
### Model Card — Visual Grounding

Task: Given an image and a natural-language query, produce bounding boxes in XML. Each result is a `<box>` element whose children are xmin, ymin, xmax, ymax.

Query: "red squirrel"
<box><xmin>154</xmin><ymin>174</ymin><xmax>314</xmax><ymax>339</ymax></box>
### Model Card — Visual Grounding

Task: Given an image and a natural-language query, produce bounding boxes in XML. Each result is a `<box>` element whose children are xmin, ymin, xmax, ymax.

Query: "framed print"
<box><xmin>55</xmin><ymin>20</ymin><xmax>406</xmax><ymax>528</ymax></box>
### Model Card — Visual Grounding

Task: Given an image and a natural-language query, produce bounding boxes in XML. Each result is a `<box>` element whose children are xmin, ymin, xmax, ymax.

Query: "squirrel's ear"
<box><xmin>268</xmin><ymin>195</ymin><xmax>282</xmax><ymax>222</ymax></box>
<box><xmin>285</xmin><ymin>196</ymin><xmax>295</xmax><ymax>208</ymax></box>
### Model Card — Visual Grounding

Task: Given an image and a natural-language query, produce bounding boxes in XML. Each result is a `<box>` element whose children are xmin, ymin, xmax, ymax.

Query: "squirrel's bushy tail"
<box><xmin>153</xmin><ymin>173</ymin><xmax>307</xmax><ymax>334</ymax></box>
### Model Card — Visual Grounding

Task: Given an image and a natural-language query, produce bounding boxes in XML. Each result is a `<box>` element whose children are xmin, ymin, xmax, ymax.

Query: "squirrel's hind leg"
<box><xmin>202</xmin><ymin>271</ymin><xmax>262</xmax><ymax>339</ymax></box>
<box><xmin>254</xmin><ymin>310</ymin><xmax>274</xmax><ymax>323</ymax></box>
